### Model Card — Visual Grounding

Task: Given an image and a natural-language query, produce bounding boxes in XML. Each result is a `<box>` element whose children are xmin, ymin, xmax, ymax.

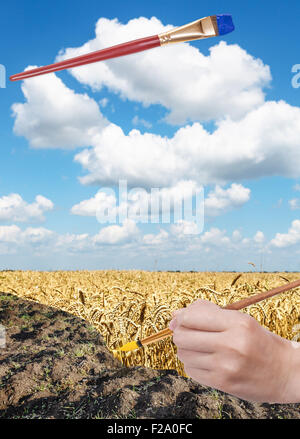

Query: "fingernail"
<box><xmin>169</xmin><ymin>318</ymin><xmax>178</xmax><ymax>330</ymax></box>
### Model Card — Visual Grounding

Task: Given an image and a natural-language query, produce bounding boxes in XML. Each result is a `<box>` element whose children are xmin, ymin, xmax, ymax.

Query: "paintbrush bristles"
<box><xmin>116</xmin><ymin>340</ymin><xmax>140</xmax><ymax>352</ymax></box>
<box><xmin>116</xmin><ymin>328</ymin><xmax>173</xmax><ymax>352</ymax></box>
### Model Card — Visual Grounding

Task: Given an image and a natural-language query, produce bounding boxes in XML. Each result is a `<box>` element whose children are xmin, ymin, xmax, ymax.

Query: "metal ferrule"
<box><xmin>158</xmin><ymin>15</ymin><xmax>218</xmax><ymax>46</ymax></box>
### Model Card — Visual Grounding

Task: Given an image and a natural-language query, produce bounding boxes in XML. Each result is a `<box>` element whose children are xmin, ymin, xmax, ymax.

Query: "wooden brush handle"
<box><xmin>10</xmin><ymin>35</ymin><xmax>161</xmax><ymax>81</ymax></box>
<box><xmin>142</xmin><ymin>327</ymin><xmax>172</xmax><ymax>344</ymax></box>
<box><xmin>224</xmin><ymin>278</ymin><xmax>300</xmax><ymax>310</ymax></box>
<box><xmin>142</xmin><ymin>278</ymin><xmax>300</xmax><ymax>346</ymax></box>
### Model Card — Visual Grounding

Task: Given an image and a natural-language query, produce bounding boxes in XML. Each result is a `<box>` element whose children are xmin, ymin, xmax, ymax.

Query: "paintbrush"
<box><xmin>10</xmin><ymin>14</ymin><xmax>234</xmax><ymax>82</ymax></box>
<box><xmin>116</xmin><ymin>278</ymin><xmax>300</xmax><ymax>352</ymax></box>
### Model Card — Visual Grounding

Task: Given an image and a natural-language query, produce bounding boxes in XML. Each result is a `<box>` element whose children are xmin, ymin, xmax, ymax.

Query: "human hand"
<box><xmin>169</xmin><ymin>299</ymin><xmax>299</xmax><ymax>403</ymax></box>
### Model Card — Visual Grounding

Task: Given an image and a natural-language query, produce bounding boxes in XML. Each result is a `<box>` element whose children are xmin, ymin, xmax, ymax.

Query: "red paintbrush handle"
<box><xmin>10</xmin><ymin>34</ymin><xmax>161</xmax><ymax>81</ymax></box>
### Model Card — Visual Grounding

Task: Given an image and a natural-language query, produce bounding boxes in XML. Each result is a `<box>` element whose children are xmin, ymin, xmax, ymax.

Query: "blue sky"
<box><xmin>0</xmin><ymin>0</ymin><xmax>300</xmax><ymax>271</ymax></box>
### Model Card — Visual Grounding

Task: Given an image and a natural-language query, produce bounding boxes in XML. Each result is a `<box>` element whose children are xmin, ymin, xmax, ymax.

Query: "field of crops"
<box><xmin>1</xmin><ymin>270</ymin><xmax>300</xmax><ymax>378</ymax></box>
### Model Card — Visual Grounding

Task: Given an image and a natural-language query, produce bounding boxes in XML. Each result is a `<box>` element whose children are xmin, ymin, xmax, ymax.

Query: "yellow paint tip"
<box><xmin>116</xmin><ymin>340</ymin><xmax>140</xmax><ymax>352</ymax></box>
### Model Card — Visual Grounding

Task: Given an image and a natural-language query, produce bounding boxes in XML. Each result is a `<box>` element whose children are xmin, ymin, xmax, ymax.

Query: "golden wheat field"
<box><xmin>1</xmin><ymin>270</ymin><xmax>300</xmax><ymax>377</ymax></box>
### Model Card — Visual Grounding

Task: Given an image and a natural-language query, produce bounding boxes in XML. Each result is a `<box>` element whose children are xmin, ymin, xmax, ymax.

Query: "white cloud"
<box><xmin>294</xmin><ymin>183</ymin><xmax>300</xmax><ymax>192</ymax></box>
<box><xmin>0</xmin><ymin>193</ymin><xmax>54</xmax><ymax>222</ymax></box>
<box><xmin>232</xmin><ymin>230</ymin><xmax>242</xmax><ymax>242</ymax></box>
<box><xmin>289</xmin><ymin>198</ymin><xmax>300</xmax><ymax>210</ymax></box>
<box><xmin>72</xmin><ymin>181</ymin><xmax>249</xmax><ymax>228</ymax></box>
<box><xmin>0</xmin><ymin>225</ymin><xmax>22</xmax><ymax>243</ymax></box>
<box><xmin>132</xmin><ymin>115</ymin><xmax>152</xmax><ymax>129</ymax></box>
<box><xmin>254</xmin><ymin>231</ymin><xmax>265</xmax><ymax>243</ymax></box>
<box><xmin>205</xmin><ymin>184</ymin><xmax>250</xmax><ymax>216</ymax></box>
<box><xmin>99</xmin><ymin>98</ymin><xmax>108</xmax><ymax>108</ymax></box>
<box><xmin>0</xmin><ymin>220</ymin><xmax>284</xmax><ymax>271</ymax></box>
<box><xmin>75</xmin><ymin>100</ymin><xmax>300</xmax><ymax>187</ymax></box>
<box><xmin>12</xmin><ymin>68</ymin><xmax>108</xmax><ymax>149</ymax></box>
<box><xmin>0</xmin><ymin>225</ymin><xmax>54</xmax><ymax>245</ymax></box>
<box><xmin>199</xmin><ymin>227</ymin><xmax>231</xmax><ymax>247</ymax></box>
<box><xmin>71</xmin><ymin>180</ymin><xmax>203</xmax><ymax>222</ymax></box>
<box><xmin>56</xmin><ymin>17</ymin><xmax>270</xmax><ymax>124</ymax></box>
<box><xmin>93</xmin><ymin>219</ymin><xmax>139</xmax><ymax>244</ymax></box>
<box><xmin>55</xmin><ymin>233</ymin><xmax>90</xmax><ymax>253</ymax></box>
<box><xmin>12</xmin><ymin>73</ymin><xmax>300</xmax><ymax>193</ymax></box>
<box><xmin>71</xmin><ymin>190</ymin><xmax>116</xmax><ymax>217</ymax></box>
<box><xmin>143</xmin><ymin>229</ymin><xmax>168</xmax><ymax>245</ymax></box>
<box><xmin>270</xmin><ymin>220</ymin><xmax>300</xmax><ymax>248</ymax></box>
<box><xmin>0</xmin><ymin>221</ymin><xmax>139</xmax><ymax>249</ymax></box>
<box><xmin>22</xmin><ymin>227</ymin><xmax>54</xmax><ymax>243</ymax></box>
<box><xmin>171</xmin><ymin>220</ymin><xmax>200</xmax><ymax>237</ymax></box>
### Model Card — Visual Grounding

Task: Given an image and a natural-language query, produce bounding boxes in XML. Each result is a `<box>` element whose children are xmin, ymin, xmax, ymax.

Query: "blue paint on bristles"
<box><xmin>216</xmin><ymin>14</ymin><xmax>235</xmax><ymax>36</ymax></box>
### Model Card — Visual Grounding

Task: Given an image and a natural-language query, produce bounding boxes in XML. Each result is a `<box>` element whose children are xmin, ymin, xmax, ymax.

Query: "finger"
<box><xmin>172</xmin><ymin>325</ymin><xmax>223</xmax><ymax>353</ymax></box>
<box><xmin>177</xmin><ymin>348</ymin><xmax>215</xmax><ymax>370</ymax></box>
<box><xmin>175</xmin><ymin>299</ymin><xmax>240</xmax><ymax>332</ymax></box>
